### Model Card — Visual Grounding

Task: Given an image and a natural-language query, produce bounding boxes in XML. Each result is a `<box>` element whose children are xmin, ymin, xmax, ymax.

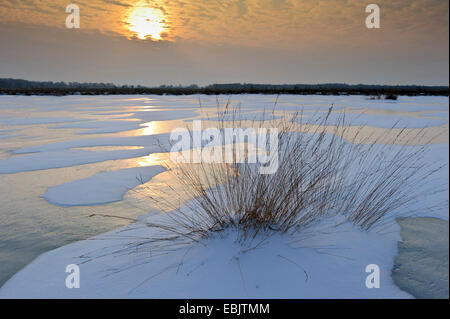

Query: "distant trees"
<box><xmin>0</xmin><ymin>78</ymin><xmax>448</xmax><ymax>96</ymax></box>
<box><xmin>0</xmin><ymin>78</ymin><xmax>117</xmax><ymax>89</ymax></box>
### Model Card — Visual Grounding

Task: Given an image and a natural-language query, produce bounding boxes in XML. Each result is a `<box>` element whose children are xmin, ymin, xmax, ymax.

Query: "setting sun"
<box><xmin>126</xmin><ymin>4</ymin><xmax>168</xmax><ymax>40</ymax></box>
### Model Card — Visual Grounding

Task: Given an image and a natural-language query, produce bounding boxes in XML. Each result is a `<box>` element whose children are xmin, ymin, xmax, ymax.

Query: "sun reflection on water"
<box><xmin>139</xmin><ymin>121</ymin><xmax>165</xmax><ymax>135</ymax></box>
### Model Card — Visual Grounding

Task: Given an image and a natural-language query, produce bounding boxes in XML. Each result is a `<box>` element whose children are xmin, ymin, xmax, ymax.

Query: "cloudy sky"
<box><xmin>0</xmin><ymin>0</ymin><xmax>448</xmax><ymax>85</ymax></box>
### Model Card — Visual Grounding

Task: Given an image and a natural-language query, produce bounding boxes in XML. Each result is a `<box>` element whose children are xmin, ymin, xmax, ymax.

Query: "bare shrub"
<box><xmin>132</xmin><ymin>102</ymin><xmax>446</xmax><ymax>244</ymax></box>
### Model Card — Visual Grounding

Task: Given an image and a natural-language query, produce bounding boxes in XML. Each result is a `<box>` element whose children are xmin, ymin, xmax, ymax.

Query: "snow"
<box><xmin>0</xmin><ymin>94</ymin><xmax>448</xmax><ymax>298</ymax></box>
<box><xmin>0</xmin><ymin>133</ymin><xmax>174</xmax><ymax>174</ymax></box>
<box><xmin>0</xmin><ymin>148</ymin><xmax>158</xmax><ymax>174</ymax></box>
<box><xmin>49</xmin><ymin>120</ymin><xmax>144</xmax><ymax>135</ymax></box>
<box><xmin>194</xmin><ymin>111</ymin><xmax>282</xmax><ymax>122</ymax></box>
<box><xmin>11</xmin><ymin>135</ymin><xmax>169</xmax><ymax>154</ymax></box>
<box><xmin>296</xmin><ymin>111</ymin><xmax>447</xmax><ymax>128</ymax></box>
<box><xmin>0</xmin><ymin>116</ymin><xmax>85</xmax><ymax>126</ymax></box>
<box><xmin>48</xmin><ymin>110</ymin><xmax>198</xmax><ymax>135</ymax></box>
<box><xmin>228</xmin><ymin>95</ymin><xmax>449</xmax><ymax>112</ymax></box>
<box><xmin>43</xmin><ymin>166</ymin><xmax>166</xmax><ymax>206</ymax></box>
<box><xmin>0</xmin><ymin>212</ymin><xmax>411</xmax><ymax>298</ymax></box>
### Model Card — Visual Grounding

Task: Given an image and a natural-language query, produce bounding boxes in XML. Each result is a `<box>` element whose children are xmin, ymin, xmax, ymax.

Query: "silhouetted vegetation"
<box><xmin>0</xmin><ymin>78</ymin><xmax>448</xmax><ymax>96</ymax></box>
<box><xmin>385</xmin><ymin>93</ymin><xmax>398</xmax><ymax>100</ymax></box>
<box><xmin>128</xmin><ymin>103</ymin><xmax>446</xmax><ymax>245</ymax></box>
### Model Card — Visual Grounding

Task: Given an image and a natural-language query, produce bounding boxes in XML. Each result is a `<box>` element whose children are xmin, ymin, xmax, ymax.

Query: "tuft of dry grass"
<box><xmin>137</xmin><ymin>101</ymin><xmax>447</xmax><ymax>244</ymax></box>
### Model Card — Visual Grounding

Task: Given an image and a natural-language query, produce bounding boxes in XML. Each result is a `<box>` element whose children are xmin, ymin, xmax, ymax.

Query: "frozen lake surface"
<box><xmin>0</xmin><ymin>94</ymin><xmax>448</xmax><ymax>297</ymax></box>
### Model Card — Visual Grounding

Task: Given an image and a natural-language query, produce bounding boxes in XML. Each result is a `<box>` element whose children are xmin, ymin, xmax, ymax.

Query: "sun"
<box><xmin>126</xmin><ymin>4</ymin><xmax>168</xmax><ymax>40</ymax></box>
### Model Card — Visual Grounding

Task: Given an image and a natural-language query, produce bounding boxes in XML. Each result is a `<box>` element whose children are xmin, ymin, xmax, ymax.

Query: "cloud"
<box><xmin>237</xmin><ymin>0</ymin><xmax>248</xmax><ymax>17</ymax></box>
<box><xmin>0</xmin><ymin>0</ymin><xmax>447</xmax><ymax>85</ymax></box>
<box><xmin>0</xmin><ymin>0</ymin><xmax>447</xmax><ymax>48</ymax></box>
<box><xmin>101</xmin><ymin>0</ymin><xmax>132</xmax><ymax>7</ymax></box>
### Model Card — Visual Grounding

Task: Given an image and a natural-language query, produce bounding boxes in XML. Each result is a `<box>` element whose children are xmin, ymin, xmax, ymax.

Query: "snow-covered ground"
<box><xmin>43</xmin><ymin>166</ymin><xmax>166</xmax><ymax>206</ymax></box>
<box><xmin>0</xmin><ymin>94</ymin><xmax>448</xmax><ymax>298</ymax></box>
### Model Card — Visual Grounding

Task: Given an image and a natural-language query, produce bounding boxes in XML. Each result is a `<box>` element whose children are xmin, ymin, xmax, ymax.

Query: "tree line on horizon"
<box><xmin>0</xmin><ymin>78</ymin><xmax>448</xmax><ymax>96</ymax></box>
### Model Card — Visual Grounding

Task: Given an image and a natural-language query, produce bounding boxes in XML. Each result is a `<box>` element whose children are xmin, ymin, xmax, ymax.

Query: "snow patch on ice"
<box><xmin>295</xmin><ymin>111</ymin><xmax>447</xmax><ymax>128</ymax></box>
<box><xmin>43</xmin><ymin>166</ymin><xmax>166</xmax><ymax>206</ymax></box>
<box><xmin>0</xmin><ymin>117</ymin><xmax>86</xmax><ymax>126</ymax></box>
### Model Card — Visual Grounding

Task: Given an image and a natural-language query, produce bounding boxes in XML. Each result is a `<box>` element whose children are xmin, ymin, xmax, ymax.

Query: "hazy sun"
<box><xmin>126</xmin><ymin>5</ymin><xmax>168</xmax><ymax>40</ymax></box>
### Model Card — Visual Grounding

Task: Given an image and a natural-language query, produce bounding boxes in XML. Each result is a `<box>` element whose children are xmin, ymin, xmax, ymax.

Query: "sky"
<box><xmin>0</xmin><ymin>0</ymin><xmax>448</xmax><ymax>86</ymax></box>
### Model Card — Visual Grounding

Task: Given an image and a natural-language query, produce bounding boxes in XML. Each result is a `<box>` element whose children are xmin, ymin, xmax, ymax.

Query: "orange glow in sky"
<box><xmin>125</xmin><ymin>3</ymin><xmax>168</xmax><ymax>40</ymax></box>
